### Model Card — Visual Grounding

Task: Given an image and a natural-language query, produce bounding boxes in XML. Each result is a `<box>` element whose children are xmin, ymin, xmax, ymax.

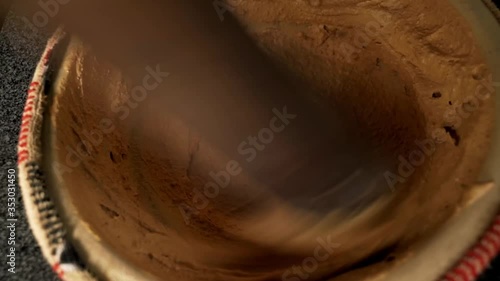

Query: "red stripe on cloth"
<box><xmin>21</xmin><ymin>115</ymin><xmax>32</xmax><ymax>121</ymax></box>
<box><xmin>477</xmin><ymin>242</ymin><xmax>494</xmax><ymax>260</ymax></box>
<box><xmin>43</xmin><ymin>49</ymin><xmax>53</xmax><ymax>64</ymax></box>
<box><xmin>484</xmin><ymin>233</ymin><xmax>500</xmax><ymax>252</ymax></box>
<box><xmin>461</xmin><ymin>258</ymin><xmax>478</xmax><ymax>277</ymax></box>
<box><xmin>453</xmin><ymin>266</ymin><xmax>471</xmax><ymax>281</ymax></box>
<box><xmin>18</xmin><ymin>156</ymin><xmax>28</xmax><ymax>164</ymax></box>
<box><xmin>17</xmin><ymin>149</ymin><xmax>29</xmax><ymax>164</ymax></box>
<box><xmin>467</xmin><ymin>250</ymin><xmax>488</xmax><ymax>268</ymax></box>
<box><xmin>52</xmin><ymin>262</ymin><xmax>65</xmax><ymax>280</ymax></box>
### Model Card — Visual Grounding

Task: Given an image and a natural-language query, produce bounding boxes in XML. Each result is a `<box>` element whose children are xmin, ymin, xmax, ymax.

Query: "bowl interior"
<box><xmin>42</xmin><ymin>1</ymin><xmax>499</xmax><ymax>280</ymax></box>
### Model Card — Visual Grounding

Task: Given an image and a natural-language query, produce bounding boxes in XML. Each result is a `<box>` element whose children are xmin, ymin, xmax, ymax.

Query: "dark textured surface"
<box><xmin>0</xmin><ymin>6</ymin><xmax>499</xmax><ymax>281</ymax></box>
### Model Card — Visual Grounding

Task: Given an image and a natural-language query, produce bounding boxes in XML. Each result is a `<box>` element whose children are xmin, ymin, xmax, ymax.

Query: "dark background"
<box><xmin>1</xmin><ymin>2</ymin><xmax>500</xmax><ymax>281</ymax></box>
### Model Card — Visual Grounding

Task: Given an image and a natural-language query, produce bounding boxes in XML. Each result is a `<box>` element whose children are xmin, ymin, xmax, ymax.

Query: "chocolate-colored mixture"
<box><xmin>49</xmin><ymin>0</ymin><xmax>494</xmax><ymax>280</ymax></box>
